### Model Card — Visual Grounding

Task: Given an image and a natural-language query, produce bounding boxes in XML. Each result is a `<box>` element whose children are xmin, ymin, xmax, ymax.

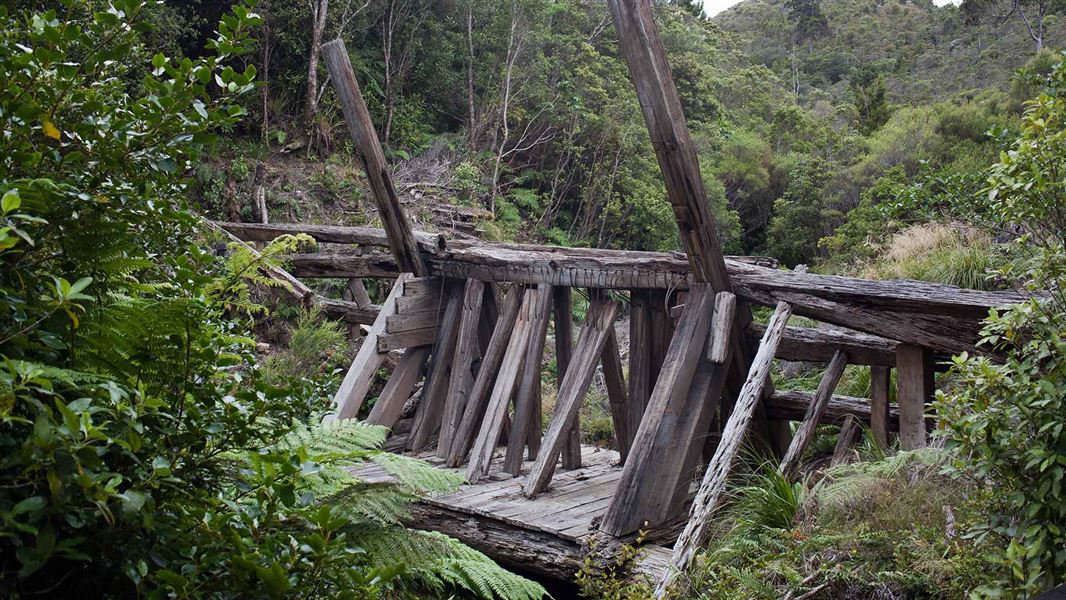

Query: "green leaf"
<box><xmin>2</xmin><ymin>189</ymin><xmax>20</xmax><ymax>213</ymax></box>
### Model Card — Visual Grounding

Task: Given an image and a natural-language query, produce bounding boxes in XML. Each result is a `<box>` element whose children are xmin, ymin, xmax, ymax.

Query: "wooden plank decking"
<box><xmin>351</xmin><ymin>444</ymin><xmax>672</xmax><ymax>581</ymax></box>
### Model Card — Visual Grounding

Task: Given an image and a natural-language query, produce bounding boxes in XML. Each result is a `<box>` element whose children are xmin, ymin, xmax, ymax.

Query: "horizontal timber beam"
<box><xmin>216</xmin><ymin>221</ymin><xmax>1029</xmax><ymax>353</ymax></box>
<box><xmin>749</xmin><ymin>323</ymin><xmax>898</xmax><ymax>366</ymax></box>
<box><xmin>763</xmin><ymin>390</ymin><xmax>901</xmax><ymax>430</ymax></box>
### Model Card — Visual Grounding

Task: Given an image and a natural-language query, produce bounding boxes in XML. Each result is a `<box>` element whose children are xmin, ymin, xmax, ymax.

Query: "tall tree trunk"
<box><xmin>260</xmin><ymin>2</ymin><xmax>272</xmax><ymax>142</ymax></box>
<box><xmin>466</xmin><ymin>0</ymin><xmax>477</xmax><ymax>150</ymax></box>
<box><xmin>304</xmin><ymin>0</ymin><xmax>329</xmax><ymax>129</ymax></box>
<box><xmin>490</xmin><ymin>0</ymin><xmax>521</xmax><ymax>216</ymax></box>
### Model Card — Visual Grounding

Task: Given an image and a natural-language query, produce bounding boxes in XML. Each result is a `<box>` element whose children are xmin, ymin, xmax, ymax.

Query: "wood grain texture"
<box><xmin>525</xmin><ymin>297</ymin><xmax>620</xmax><ymax>497</ymax></box>
<box><xmin>601</xmin><ymin>327</ymin><xmax>631</xmax><ymax>462</ymax></box>
<box><xmin>896</xmin><ymin>344</ymin><xmax>934</xmax><ymax>450</ymax></box>
<box><xmin>870</xmin><ymin>365</ymin><xmax>892</xmax><ymax>449</ymax></box>
<box><xmin>467</xmin><ymin>289</ymin><xmax>538</xmax><ymax>482</ymax></box>
<box><xmin>329</xmin><ymin>275</ymin><xmax>411</xmax><ymax>421</ymax></box>
<box><xmin>750</xmin><ymin>323</ymin><xmax>898</xmax><ymax>366</ymax></box>
<box><xmin>447</xmin><ymin>287</ymin><xmax>524</xmax><ymax>468</ymax></box>
<box><xmin>601</xmin><ymin>285</ymin><xmax>717</xmax><ymax>536</ymax></box>
<box><xmin>605</xmin><ymin>0</ymin><xmax>733</xmax><ymax>291</ymax></box>
<box><xmin>779</xmin><ymin>350</ymin><xmax>848</xmax><ymax>478</ymax></box>
<box><xmin>764</xmin><ymin>389</ymin><xmax>900</xmax><ymax>428</ymax></box>
<box><xmin>321</xmin><ymin>39</ymin><xmax>428</xmax><ymax>276</ymax></box>
<box><xmin>366</xmin><ymin>346</ymin><xmax>428</xmax><ymax>428</ymax></box>
<box><xmin>436</xmin><ymin>279</ymin><xmax>485</xmax><ymax>459</ymax></box>
<box><xmin>504</xmin><ymin>285</ymin><xmax>554</xmax><ymax>475</ymax></box>
<box><xmin>660</xmin><ymin>301</ymin><xmax>793</xmax><ymax>596</ymax></box>
<box><xmin>407</xmin><ymin>281</ymin><xmax>464</xmax><ymax>451</ymax></box>
<box><xmin>707</xmin><ymin>292</ymin><xmax>736</xmax><ymax>363</ymax></box>
<box><xmin>553</xmin><ymin>287</ymin><xmax>581</xmax><ymax>470</ymax></box>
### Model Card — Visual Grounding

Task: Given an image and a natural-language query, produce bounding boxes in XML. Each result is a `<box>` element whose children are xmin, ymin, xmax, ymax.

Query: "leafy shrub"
<box><xmin>936</xmin><ymin>52</ymin><xmax>1066</xmax><ymax>597</ymax></box>
<box><xmin>0</xmin><ymin>4</ymin><xmax>545</xmax><ymax>598</ymax></box>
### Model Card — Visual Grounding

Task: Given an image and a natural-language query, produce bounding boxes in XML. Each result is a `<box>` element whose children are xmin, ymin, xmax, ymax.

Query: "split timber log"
<box><xmin>321</xmin><ymin>39</ymin><xmax>429</xmax><ymax>277</ymax></box>
<box><xmin>763</xmin><ymin>390</ymin><xmax>900</xmax><ymax>429</ymax></box>
<box><xmin>659</xmin><ymin>301</ymin><xmax>793</xmax><ymax>596</ymax></box>
<box><xmin>750</xmin><ymin>323</ymin><xmax>898</xmax><ymax>366</ymax></box>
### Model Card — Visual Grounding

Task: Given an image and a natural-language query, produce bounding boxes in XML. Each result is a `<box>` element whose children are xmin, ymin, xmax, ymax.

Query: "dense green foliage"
<box><xmin>174</xmin><ymin>0</ymin><xmax>1061</xmax><ymax>270</ymax></box>
<box><xmin>0</xmin><ymin>3</ymin><xmax>543</xmax><ymax>598</ymax></box>
<box><xmin>936</xmin><ymin>55</ymin><xmax>1066</xmax><ymax>596</ymax></box>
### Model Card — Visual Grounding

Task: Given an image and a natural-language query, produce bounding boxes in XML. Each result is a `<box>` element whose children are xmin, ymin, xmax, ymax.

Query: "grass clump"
<box><xmin>675</xmin><ymin>451</ymin><xmax>1004</xmax><ymax>599</ymax></box>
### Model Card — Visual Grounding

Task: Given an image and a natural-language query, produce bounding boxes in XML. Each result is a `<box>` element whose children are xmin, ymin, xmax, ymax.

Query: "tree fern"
<box><xmin>359</xmin><ymin>529</ymin><xmax>547</xmax><ymax>600</ymax></box>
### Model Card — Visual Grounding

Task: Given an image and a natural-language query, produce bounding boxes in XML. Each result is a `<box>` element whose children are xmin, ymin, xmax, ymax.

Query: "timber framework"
<box><xmin>216</xmin><ymin>1</ymin><xmax>1031</xmax><ymax>594</ymax></box>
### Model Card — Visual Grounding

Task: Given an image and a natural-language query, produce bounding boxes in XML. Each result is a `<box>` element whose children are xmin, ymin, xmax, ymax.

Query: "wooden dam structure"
<box><xmin>218</xmin><ymin>1</ymin><xmax>1029</xmax><ymax>593</ymax></box>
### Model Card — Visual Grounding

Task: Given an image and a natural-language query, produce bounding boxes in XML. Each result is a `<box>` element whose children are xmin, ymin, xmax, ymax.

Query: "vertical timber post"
<box><xmin>896</xmin><ymin>345</ymin><xmax>933</xmax><ymax>450</ymax></box>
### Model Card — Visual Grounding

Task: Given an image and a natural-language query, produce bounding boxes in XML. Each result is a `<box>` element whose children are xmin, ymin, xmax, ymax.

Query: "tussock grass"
<box><xmin>864</xmin><ymin>222</ymin><xmax>995</xmax><ymax>290</ymax></box>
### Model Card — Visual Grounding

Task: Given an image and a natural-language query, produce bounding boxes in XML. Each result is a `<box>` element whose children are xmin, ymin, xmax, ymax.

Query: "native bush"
<box><xmin>0</xmin><ymin>4</ymin><xmax>545</xmax><ymax>598</ymax></box>
<box><xmin>936</xmin><ymin>53</ymin><xmax>1066</xmax><ymax>598</ymax></box>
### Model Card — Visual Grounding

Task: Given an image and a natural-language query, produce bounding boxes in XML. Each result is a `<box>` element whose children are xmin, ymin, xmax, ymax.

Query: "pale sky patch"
<box><xmin>702</xmin><ymin>0</ymin><xmax>961</xmax><ymax>18</ymax></box>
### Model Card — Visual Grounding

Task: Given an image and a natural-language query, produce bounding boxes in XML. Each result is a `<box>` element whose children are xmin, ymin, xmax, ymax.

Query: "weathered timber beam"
<box><xmin>321</xmin><ymin>39</ymin><xmax>429</xmax><ymax>276</ymax></box>
<box><xmin>727</xmin><ymin>261</ymin><xmax>1026</xmax><ymax>319</ymax></box>
<box><xmin>219</xmin><ymin>221</ymin><xmax>1026</xmax><ymax>316</ymax></box>
<box><xmin>217</xmin><ymin>221</ymin><xmax>443</xmax><ymax>249</ymax></box>
<box><xmin>749</xmin><ymin>323</ymin><xmax>898</xmax><ymax>366</ymax></box>
<box><xmin>763</xmin><ymin>390</ymin><xmax>900</xmax><ymax>429</ymax></box>
<box><xmin>287</xmin><ymin>252</ymin><xmax>400</xmax><ymax>279</ymax></box>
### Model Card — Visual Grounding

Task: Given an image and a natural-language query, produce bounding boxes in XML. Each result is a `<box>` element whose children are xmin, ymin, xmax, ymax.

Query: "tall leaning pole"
<box><xmin>599</xmin><ymin>0</ymin><xmax>768</xmax><ymax>537</ymax></box>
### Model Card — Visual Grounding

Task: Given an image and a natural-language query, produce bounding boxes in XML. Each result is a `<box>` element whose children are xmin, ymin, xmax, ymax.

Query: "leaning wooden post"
<box><xmin>322</xmin><ymin>38</ymin><xmax>432</xmax><ymax>423</ymax></box>
<box><xmin>321</xmin><ymin>39</ymin><xmax>429</xmax><ymax>277</ymax></box>
<box><xmin>778</xmin><ymin>349</ymin><xmax>848</xmax><ymax>478</ymax></box>
<box><xmin>657</xmin><ymin>301</ymin><xmax>793</xmax><ymax>597</ymax></box>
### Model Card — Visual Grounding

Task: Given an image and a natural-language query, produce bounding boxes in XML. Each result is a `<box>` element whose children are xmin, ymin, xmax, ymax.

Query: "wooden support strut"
<box><xmin>321</xmin><ymin>39</ymin><xmax>428</xmax><ymax>278</ymax></box>
<box><xmin>553</xmin><ymin>287</ymin><xmax>582</xmax><ymax>470</ymax></box>
<box><xmin>408</xmin><ymin>281</ymin><xmax>465</xmax><ymax>451</ymax></box>
<box><xmin>600</xmin><ymin>285</ymin><xmax>718</xmax><ymax>536</ymax></box>
<box><xmin>467</xmin><ymin>288</ymin><xmax>536</xmax><ymax>482</ymax></box>
<box><xmin>329</xmin><ymin>274</ymin><xmax>412</xmax><ymax>421</ymax></box>
<box><xmin>896</xmin><ymin>344</ymin><xmax>934</xmax><ymax>450</ymax></box>
<box><xmin>504</xmin><ymin>285</ymin><xmax>554</xmax><ymax>476</ymax></box>
<box><xmin>447</xmin><ymin>287</ymin><xmax>524</xmax><ymax>468</ymax></box>
<box><xmin>436</xmin><ymin>279</ymin><xmax>485</xmax><ymax>459</ymax></box>
<box><xmin>658</xmin><ymin>301</ymin><xmax>793</xmax><ymax>597</ymax></box>
<box><xmin>524</xmin><ymin>295</ymin><xmax>620</xmax><ymax>497</ymax></box>
<box><xmin>778</xmin><ymin>349</ymin><xmax>848</xmax><ymax>478</ymax></box>
<box><xmin>870</xmin><ymin>365</ymin><xmax>892</xmax><ymax>449</ymax></box>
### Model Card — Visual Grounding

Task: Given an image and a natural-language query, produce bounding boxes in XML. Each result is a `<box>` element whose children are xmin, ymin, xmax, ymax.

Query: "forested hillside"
<box><xmin>2</xmin><ymin>0</ymin><xmax>1065</xmax><ymax>598</ymax></box>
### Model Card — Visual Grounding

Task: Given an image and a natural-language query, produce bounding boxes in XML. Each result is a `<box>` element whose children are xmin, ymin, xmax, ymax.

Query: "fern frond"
<box><xmin>356</xmin><ymin>529</ymin><xmax>547</xmax><ymax>600</ymax></box>
<box><xmin>330</xmin><ymin>481</ymin><xmax>418</xmax><ymax>526</ymax></box>
<box><xmin>371</xmin><ymin>452</ymin><xmax>464</xmax><ymax>496</ymax></box>
<box><xmin>278</xmin><ymin>418</ymin><xmax>389</xmax><ymax>458</ymax></box>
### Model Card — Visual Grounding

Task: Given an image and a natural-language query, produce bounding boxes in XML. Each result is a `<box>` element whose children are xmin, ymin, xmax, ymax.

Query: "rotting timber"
<box><xmin>219</xmin><ymin>5</ymin><xmax>1032</xmax><ymax>591</ymax></box>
